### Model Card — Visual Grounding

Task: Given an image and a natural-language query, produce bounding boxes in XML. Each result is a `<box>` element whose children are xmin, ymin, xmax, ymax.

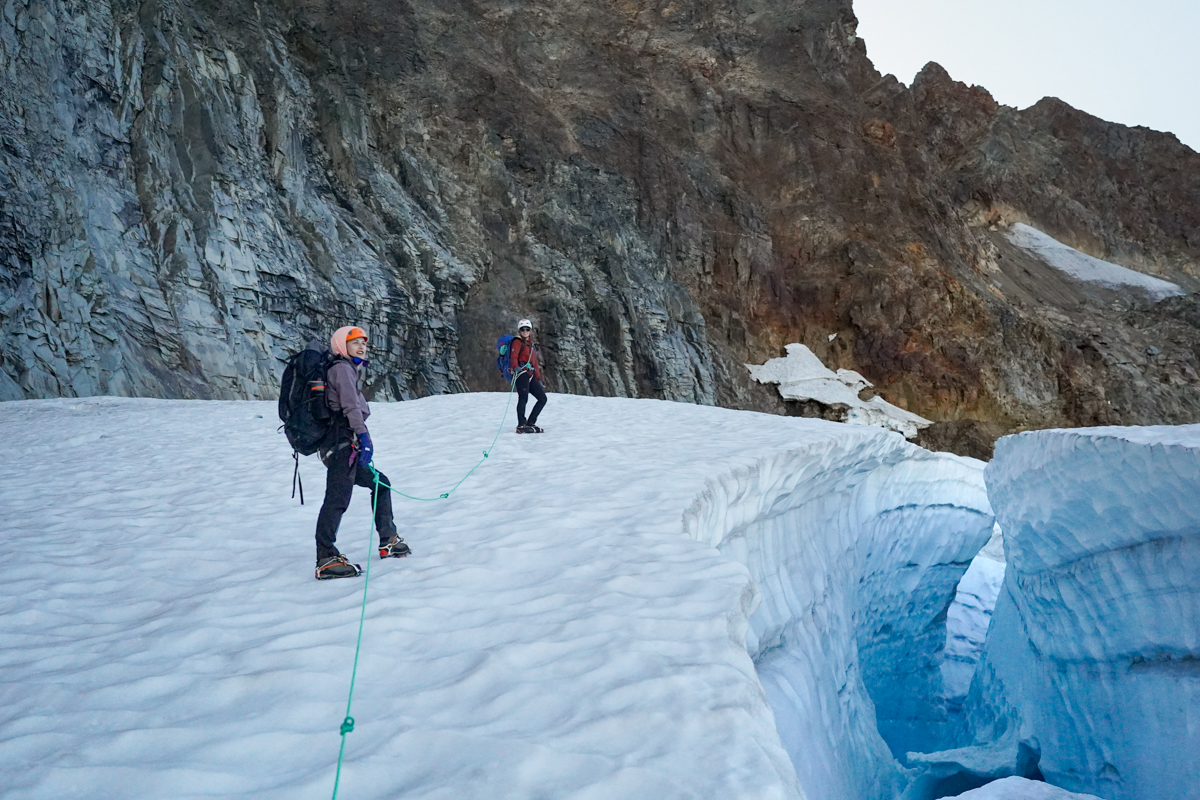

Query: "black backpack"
<box><xmin>279</xmin><ymin>339</ymin><xmax>335</xmax><ymax>456</ymax></box>
<box><xmin>279</xmin><ymin>340</ymin><xmax>337</xmax><ymax>503</ymax></box>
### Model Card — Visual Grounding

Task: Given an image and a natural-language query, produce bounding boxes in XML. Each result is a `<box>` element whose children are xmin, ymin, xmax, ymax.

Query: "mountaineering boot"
<box><xmin>379</xmin><ymin>535</ymin><xmax>411</xmax><ymax>559</ymax></box>
<box><xmin>516</xmin><ymin>424</ymin><xmax>533</xmax><ymax>434</ymax></box>
<box><xmin>316</xmin><ymin>554</ymin><xmax>362</xmax><ymax>580</ymax></box>
<box><xmin>528</xmin><ymin>424</ymin><xmax>544</xmax><ymax>433</ymax></box>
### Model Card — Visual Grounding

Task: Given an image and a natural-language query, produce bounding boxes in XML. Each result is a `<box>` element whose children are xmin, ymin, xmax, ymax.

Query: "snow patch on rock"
<box><xmin>747</xmin><ymin>343</ymin><xmax>933</xmax><ymax>439</ymax></box>
<box><xmin>1005</xmin><ymin>224</ymin><xmax>1185</xmax><ymax>300</ymax></box>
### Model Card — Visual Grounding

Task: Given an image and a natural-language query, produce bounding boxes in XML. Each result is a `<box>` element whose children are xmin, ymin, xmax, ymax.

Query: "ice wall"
<box><xmin>683</xmin><ymin>437</ymin><xmax>994</xmax><ymax>800</ymax></box>
<box><xmin>921</xmin><ymin>426</ymin><xmax>1200</xmax><ymax>800</ymax></box>
<box><xmin>942</xmin><ymin>526</ymin><xmax>1006</xmax><ymax>713</ymax></box>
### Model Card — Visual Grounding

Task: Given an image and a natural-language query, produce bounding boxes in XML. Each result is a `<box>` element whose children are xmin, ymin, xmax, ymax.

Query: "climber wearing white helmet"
<box><xmin>509</xmin><ymin>318</ymin><xmax>547</xmax><ymax>433</ymax></box>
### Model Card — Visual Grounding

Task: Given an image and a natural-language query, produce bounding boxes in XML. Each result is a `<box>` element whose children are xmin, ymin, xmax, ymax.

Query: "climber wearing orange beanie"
<box><xmin>314</xmin><ymin>326</ymin><xmax>411</xmax><ymax>580</ymax></box>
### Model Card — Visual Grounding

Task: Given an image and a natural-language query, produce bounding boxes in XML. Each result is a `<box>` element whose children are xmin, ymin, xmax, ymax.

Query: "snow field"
<box><xmin>1005</xmin><ymin>224</ymin><xmax>1185</xmax><ymax>300</ymax></box>
<box><xmin>2</xmin><ymin>393</ymin><xmax>992</xmax><ymax>799</ymax></box>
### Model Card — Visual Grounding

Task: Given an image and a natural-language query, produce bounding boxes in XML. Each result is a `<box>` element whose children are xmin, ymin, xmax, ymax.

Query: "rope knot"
<box><xmin>340</xmin><ymin>716</ymin><xmax>355</xmax><ymax>735</ymax></box>
<box><xmin>439</xmin><ymin>492</ymin><xmax>450</xmax><ymax>499</ymax></box>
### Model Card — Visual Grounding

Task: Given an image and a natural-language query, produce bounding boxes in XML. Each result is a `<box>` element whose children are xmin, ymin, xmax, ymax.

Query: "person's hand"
<box><xmin>356</xmin><ymin>432</ymin><xmax>374</xmax><ymax>467</ymax></box>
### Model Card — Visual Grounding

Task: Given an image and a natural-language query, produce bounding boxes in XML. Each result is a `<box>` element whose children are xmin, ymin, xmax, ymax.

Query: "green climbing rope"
<box><xmin>330</xmin><ymin>371</ymin><xmax>526</xmax><ymax>798</ymax></box>
<box><xmin>329</xmin><ymin>467</ymin><xmax>377</xmax><ymax>800</ymax></box>
<box><xmin>371</xmin><ymin>368</ymin><xmax>524</xmax><ymax>502</ymax></box>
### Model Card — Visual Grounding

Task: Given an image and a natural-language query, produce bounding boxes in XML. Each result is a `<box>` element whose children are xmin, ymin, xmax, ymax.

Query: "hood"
<box><xmin>330</xmin><ymin>326</ymin><xmax>367</xmax><ymax>358</ymax></box>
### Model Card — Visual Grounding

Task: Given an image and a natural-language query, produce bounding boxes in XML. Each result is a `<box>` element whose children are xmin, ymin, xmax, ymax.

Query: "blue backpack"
<box><xmin>496</xmin><ymin>334</ymin><xmax>516</xmax><ymax>382</ymax></box>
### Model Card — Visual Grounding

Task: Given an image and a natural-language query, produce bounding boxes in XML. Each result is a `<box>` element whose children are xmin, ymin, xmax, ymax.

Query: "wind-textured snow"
<box><xmin>1005</xmin><ymin>224</ymin><xmax>1185</xmax><ymax>300</ymax></box>
<box><xmin>0</xmin><ymin>394</ymin><xmax>992</xmax><ymax>800</ymax></box>
<box><xmin>747</xmin><ymin>343</ymin><xmax>933</xmax><ymax>439</ymax></box>
<box><xmin>925</xmin><ymin>425</ymin><xmax>1200</xmax><ymax>800</ymax></box>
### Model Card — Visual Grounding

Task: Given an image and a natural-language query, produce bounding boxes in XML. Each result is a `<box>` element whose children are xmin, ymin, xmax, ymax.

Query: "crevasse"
<box><xmin>682</xmin><ymin>435</ymin><xmax>995</xmax><ymax>800</ymax></box>
<box><xmin>918</xmin><ymin>426</ymin><xmax>1200</xmax><ymax>800</ymax></box>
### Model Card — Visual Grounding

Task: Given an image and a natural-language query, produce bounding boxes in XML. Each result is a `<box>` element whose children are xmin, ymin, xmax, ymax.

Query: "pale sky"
<box><xmin>854</xmin><ymin>0</ymin><xmax>1200</xmax><ymax>152</ymax></box>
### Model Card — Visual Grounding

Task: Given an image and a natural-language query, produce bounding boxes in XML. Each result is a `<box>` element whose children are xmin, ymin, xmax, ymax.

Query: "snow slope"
<box><xmin>0</xmin><ymin>394</ymin><xmax>991</xmax><ymax>800</ymax></box>
<box><xmin>917</xmin><ymin>426</ymin><xmax>1200</xmax><ymax>800</ymax></box>
<box><xmin>1005</xmin><ymin>224</ymin><xmax>1185</xmax><ymax>301</ymax></box>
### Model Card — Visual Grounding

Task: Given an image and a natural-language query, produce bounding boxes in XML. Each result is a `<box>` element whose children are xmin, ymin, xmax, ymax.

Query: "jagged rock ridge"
<box><xmin>2</xmin><ymin>0</ymin><xmax>1198</xmax><ymax>439</ymax></box>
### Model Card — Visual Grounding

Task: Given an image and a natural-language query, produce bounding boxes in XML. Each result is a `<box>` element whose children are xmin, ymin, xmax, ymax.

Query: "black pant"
<box><xmin>516</xmin><ymin>374</ymin><xmax>547</xmax><ymax>426</ymax></box>
<box><xmin>315</xmin><ymin>439</ymin><xmax>397</xmax><ymax>561</ymax></box>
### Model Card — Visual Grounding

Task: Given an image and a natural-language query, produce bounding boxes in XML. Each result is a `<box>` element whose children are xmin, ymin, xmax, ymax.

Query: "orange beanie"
<box><xmin>330</xmin><ymin>326</ymin><xmax>368</xmax><ymax>358</ymax></box>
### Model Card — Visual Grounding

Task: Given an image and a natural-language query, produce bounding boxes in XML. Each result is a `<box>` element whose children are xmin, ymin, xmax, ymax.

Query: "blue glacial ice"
<box><xmin>685</xmin><ymin>441</ymin><xmax>995</xmax><ymax>799</ymax></box>
<box><xmin>912</xmin><ymin>425</ymin><xmax>1200</xmax><ymax>800</ymax></box>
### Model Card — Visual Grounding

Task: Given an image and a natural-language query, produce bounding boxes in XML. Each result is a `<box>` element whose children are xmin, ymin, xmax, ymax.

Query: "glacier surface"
<box><xmin>917</xmin><ymin>425</ymin><xmax>1200</xmax><ymax>800</ymax></box>
<box><xmin>0</xmin><ymin>393</ymin><xmax>993</xmax><ymax>799</ymax></box>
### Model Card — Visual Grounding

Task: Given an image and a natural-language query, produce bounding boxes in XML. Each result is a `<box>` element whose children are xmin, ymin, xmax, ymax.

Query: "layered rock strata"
<box><xmin>2</xmin><ymin>0</ymin><xmax>1199</xmax><ymax>437</ymax></box>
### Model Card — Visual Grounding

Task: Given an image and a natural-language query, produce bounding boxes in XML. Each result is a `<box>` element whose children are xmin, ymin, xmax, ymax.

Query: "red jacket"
<box><xmin>509</xmin><ymin>336</ymin><xmax>542</xmax><ymax>381</ymax></box>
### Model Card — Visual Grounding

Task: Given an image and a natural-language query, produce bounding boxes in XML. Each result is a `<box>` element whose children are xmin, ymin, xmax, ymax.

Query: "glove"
<box><xmin>356</xmin><ymin>432</ymin><xmax>374</xmax><ymax>468</ymax></box>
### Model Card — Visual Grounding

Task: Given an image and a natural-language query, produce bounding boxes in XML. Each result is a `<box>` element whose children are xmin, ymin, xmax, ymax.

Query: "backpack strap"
<box><xmin>322</xmin><ymin>357</ymin><xmax>361</xmax><ymax>442</ymax></box>
<box><xmin>291</xmin><ymin>450</ymin><xmax>305</xmax><ymax>505</ymax></box>
<box><xmin>514</xmin><ymin>338</ymin><xmax>534</xmax><ymax>367</ymax></box>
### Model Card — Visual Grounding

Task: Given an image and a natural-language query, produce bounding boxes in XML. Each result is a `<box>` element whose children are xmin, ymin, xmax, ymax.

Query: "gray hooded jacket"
<box><xmin>325</xmin><ymin>358</ymin><xmax>370</xmax><ymax>435</ymax></box>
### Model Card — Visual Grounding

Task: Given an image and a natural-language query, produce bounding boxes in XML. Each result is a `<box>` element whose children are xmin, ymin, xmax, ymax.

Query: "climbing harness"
<box><xmin>329</xmin><ymin>369</ymin><xmax>526</xmax><ymax>798</ymax></box>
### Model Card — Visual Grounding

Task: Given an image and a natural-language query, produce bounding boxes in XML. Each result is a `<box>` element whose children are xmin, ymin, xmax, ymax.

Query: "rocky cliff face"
<box><xmin>3</xmin><ymin>0</ymin><xmax>1198</xmax><ymax>438</ymax></box>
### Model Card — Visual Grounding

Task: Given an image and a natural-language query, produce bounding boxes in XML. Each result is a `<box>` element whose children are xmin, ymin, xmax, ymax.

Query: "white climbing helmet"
<box><xmin>518</xmin><ymin>318</ymin><xmax>533</xmax><ymax>330</ymax></box>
